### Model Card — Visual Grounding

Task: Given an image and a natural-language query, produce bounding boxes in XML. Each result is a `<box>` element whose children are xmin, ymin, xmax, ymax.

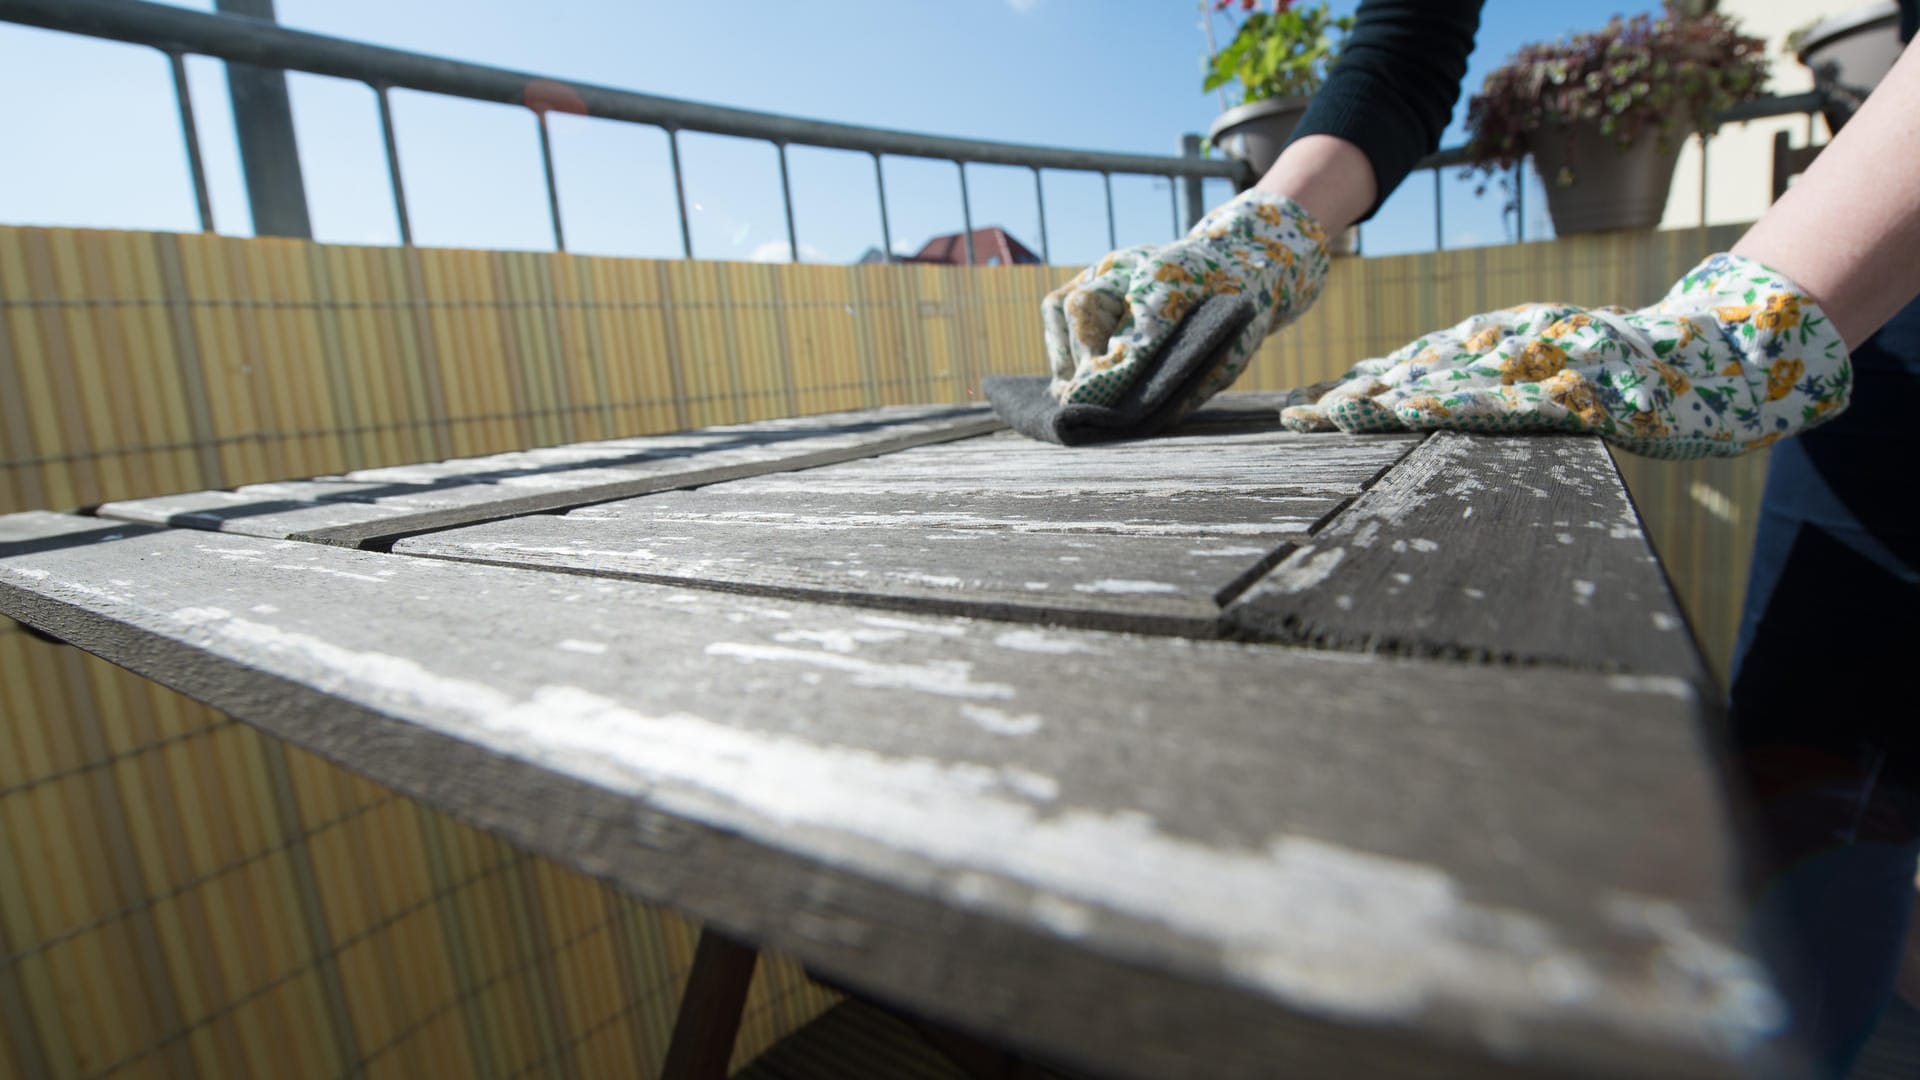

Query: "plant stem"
<box><xmin>1200</xmin><ymin>0</ymin><xmax>1229</xmax><ymax>112</ymax></box>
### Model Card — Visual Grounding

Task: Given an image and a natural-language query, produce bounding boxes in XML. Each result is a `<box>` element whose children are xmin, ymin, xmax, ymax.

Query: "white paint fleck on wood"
<box><xmin>1072</xmin><ymin>580</ymin><xmax>1181</xmax><ymax>595</ymax></box>
<box><xmin>1604</xmin><ymin>675</ymin><xmax>1695</xmax><ymax>699</ymax></box>
<box><xmin>960</xmin><ymin>705</ymin><xmax>1045</xmax><ymax>737</ymax></box>
<box><xmin>1265</xmin><ymin>546</ymin><xmax>1346</xmax><ymax>594</ymax></box>
<box><xmin>780</xmin><ymin>628</ymin><xmax>896</xmax><ymax>651</ymax></box>
<box><xmin>704</xmin><ymin>643</ymin><xmax>1014</xmax><ymax>700</ymax></box>
<box><xmin>992</xmin><ymin>630</ymin><xmax>1097</xmax><ymax>656</ymax></box>
<box><xmin>854</xmin><ymin>614</ymin><xmax>966</xmax><ymax>638</ymax></box>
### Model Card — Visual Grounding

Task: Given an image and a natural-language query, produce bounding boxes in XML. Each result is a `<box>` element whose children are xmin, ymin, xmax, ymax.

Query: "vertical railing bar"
<box><xmin>775</xmin><ymin>141</ymin><xmax>800</xmax><ymax>263</ymax></box>
<box><xmin>871</xmin><ymin>152</ymin><xmax>893</xmax><ymax>264</ymax></box>
<box><xmin>536</xmin><ymin>110</ymin><xmax>565</xmax><ymax>252</ymax></box>
<box><xmin>1031</xmin><ymin>167</ymin><xmax>1050</xmax><ymax>264</ymax></box>
<box><xmin>1433</xmin><ymin>167</ymin><xmax>1444</xmax><ymax>251</ymax></box>
<box><xmin>1514</xmin><ymin>159</ymin><xmax>1525</xmax><ymax>243</ymax></box>
<box><xmin>1178</xmin><ymin>134</ymin><xmax>1206</xmax><ymax>232</ymax></box>
<box><xmin>373</xmin><ymin>82</ymin><xmax>412</xmax><ymax>245</ymax></box>
<box><xmin>166</xmin><ymin>50</ymin><xmax>214</xmax><ymax>233</ymax></box>
<box><xmin>957</xmin><ymin>160</ymin><xmax>974</xmax><ymax>265</ymax></box>
<box><xmin>1698</xmin><ymin>132</ymin><xmax>1710</xmax><ymax>230</ymax></box>
<box><xmin>666</xmin><ymin>126</ymin><xmax>693</xmax><ymax>259</ymax></box>
<box><xmin>1167</xmin><ymin>176</ymin><xmax>1180</xmax><ymax>240</ymax></box>
<box><xmin>1102</xmin><ymin>172</ymin><xmax>1117</xmax><ymax>250</ymax></box>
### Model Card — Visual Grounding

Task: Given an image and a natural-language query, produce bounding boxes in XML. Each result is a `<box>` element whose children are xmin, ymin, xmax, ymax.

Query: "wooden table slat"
<box><xmin>390</xmin><ymin>430</ymin><xmax>1416</xmax><ymax>634</ymax></box>
<box><xmin>397</xmin><ymin>505</ymin><xmax>1291</xmax><ymax>635</ymax></box>
<box><xmin>0</xmin><ymin>510</ymin><xmax>1780</xmax><ymax>1080</ymax></box>
<box><xmin>764</xmin><ymin>429</ymin><xmax>1420</xmax><ymax>495</ymax></box>
<box><xmin>94</xmin><ymin>405</ymin><xmax>1000</xmax><ymax>549</ymax></box>
<box><xmin>1224</xmin><ymin>432</ymin><xmax>1707</xmax><ymax>684</ymax></box>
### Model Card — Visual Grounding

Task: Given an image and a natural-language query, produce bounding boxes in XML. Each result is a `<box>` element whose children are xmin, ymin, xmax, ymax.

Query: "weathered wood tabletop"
<box><xmin>0</xmin><ymin>394</ymin><xmax>1782</xmax><ymax>1079</ymax></box>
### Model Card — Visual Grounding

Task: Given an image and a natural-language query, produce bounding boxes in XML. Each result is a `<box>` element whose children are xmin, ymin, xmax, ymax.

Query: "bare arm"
<box><xmin>1257</xmin><ymin>42</ymin><xmax>1920</xmax><ymax>352</ymax></box>
<box><xmin>1253</xmin><ymin>134</ymin><xmax>1378</xmax><ymax>237</ymax></box>
<box><xmin>1249</xmin><ymin>0</ymin><xmax>1480</xmax><ymax>234</ymax></box>
<box><xmin>1732</xmin><ymin>41</ymin><xmax>1920</xmax><ymax>350</ymax></box>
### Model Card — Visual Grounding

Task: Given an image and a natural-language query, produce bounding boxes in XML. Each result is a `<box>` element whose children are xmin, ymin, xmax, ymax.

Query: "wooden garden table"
<box><xmin>0</xmin><ymin>394</ymin><xmax>1783</xmax><ymax>1079</ymax></box>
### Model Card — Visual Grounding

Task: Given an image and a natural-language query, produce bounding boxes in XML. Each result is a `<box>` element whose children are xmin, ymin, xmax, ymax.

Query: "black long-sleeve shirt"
<box><xmin>1288</xmin><ymin>0</ymin><xmax>1484</xmax><ymax>222</ymax></box>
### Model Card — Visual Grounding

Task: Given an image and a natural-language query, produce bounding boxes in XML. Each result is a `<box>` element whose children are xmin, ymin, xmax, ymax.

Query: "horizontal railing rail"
<box><xmin>1</xmin><ymin>0</ymin><xmax>1252</xmax><ymax>263</ymax></box>
<box><xmin>5</xmin><ymin>0</ymin><xmax>1249</xmax><ymax>180</ymax></box>
<box><xmin>2</xmin><ymin>0</ymin><xmax>1828</xmax><ymax>261</ymax></box>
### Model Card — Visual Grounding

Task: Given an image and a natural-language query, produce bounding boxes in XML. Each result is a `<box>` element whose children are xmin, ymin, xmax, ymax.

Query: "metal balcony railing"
<box><xmin>2</xmin><ymin>0</ymin><xmax>1828</xmax><ymax>261</ymax></box>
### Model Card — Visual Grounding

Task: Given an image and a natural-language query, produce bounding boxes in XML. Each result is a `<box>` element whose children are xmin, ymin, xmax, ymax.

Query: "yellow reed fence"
<box><xmin>0</xmin><ymin>221</ymin><xmax>1758</xmax><ymax>1080</ymax></box>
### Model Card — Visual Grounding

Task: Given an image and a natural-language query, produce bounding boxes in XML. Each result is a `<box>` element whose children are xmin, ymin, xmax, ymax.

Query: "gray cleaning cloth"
<box><xmin>983</xmin><ymin>295</ymin><xmax>1257</xmax><ymax>446</ymax></box>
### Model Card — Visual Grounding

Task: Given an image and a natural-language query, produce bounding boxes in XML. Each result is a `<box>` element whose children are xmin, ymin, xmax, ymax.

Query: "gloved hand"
<box><xmin>1279</xmin><ymin>253</ymin><xmax>1851</xmax><ymax>458</ymax></box>
<box><xmin>1043</xmin><ymin>190</ymin><xmax>1331</xmax><ymax>413</ymax></box>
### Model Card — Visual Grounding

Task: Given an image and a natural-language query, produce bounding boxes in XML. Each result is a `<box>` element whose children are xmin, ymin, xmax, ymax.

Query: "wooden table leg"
<box><xmin>661</xmin><ymin>928</ymin><xmax>758</xmax><ymax>1080</ymax></box>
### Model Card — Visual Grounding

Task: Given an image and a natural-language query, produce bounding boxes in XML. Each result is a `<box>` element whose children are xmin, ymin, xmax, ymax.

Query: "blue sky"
<box><xmin>0</xmin><ymin>1</ymin><xmax>1675</xmax><ymax>264</ymax></box>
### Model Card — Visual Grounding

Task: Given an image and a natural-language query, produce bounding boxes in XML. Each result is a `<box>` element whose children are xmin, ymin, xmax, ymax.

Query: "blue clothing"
<box><xmin>1729</xmin><ymin>279</ymin><xmax>1920</xmax><ymax>1077</ymax></box>
<box><xmin>1732</xmin><ymin>295</ymin><xmax>1920</xmax><ymax>769</ymax></box>
<box><xmin>1725</xmin><ymin>11</ymin><xmax>1918</xmax><ymax>1070</ymax></box>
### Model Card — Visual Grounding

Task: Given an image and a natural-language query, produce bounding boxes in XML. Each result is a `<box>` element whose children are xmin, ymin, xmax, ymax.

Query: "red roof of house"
<box><xmin>906</xmin><ymin>227</ymin><xmax>1041</xmax><ymax>266</ymax></box>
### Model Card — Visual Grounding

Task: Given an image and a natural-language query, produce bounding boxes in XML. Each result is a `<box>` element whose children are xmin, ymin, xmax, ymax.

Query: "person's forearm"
<box><xmin>1281</xmin><ymin>0</ymin><xmax>1483</xmax><ymax>223</ymax></box>
<box><xmin>1732</xmin><ymin>41</ymin><xmax>1920</xmax><ymax>349</ymax></box>
<box><xmin>1253</xmin><ymin>135</ymin><xmax>1377</xmax><ymax>236</ymax></box>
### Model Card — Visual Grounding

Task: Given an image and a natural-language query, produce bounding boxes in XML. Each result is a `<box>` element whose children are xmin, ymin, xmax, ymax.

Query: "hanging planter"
<box><xmin>1790</xmin><ymin>2</ymin><xmax>1904</xmax><ymax>131</ymax></box>
<box><xmin>1527</xmin><ymin>121</ymin><xmax>1687</xmax><ymax>233</ymax></box>
<box><xmin>1463</xmin><ymin>2</ymin><xmax>1770</xmax><ymax>235</ymax></box>
<box><xmin>1206</xmin><ymin>95</ymin><xmax>1312</xmax><ymax>179</ymax></box>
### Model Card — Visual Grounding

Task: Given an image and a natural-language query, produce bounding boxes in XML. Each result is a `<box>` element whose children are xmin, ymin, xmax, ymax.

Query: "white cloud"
<box><xmin>748</xmin><ymin>240</ymin><xmax>829</xmax><ymax>263</ymax></box>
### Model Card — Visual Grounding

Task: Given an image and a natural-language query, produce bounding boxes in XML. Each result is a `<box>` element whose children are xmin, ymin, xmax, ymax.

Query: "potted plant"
<box><xmin>1463</xmin><ymin>2</ymin><xmax>1769</xmax><ymax>234</ymax></box>
<box><xmin>1203</xmin><ymin>0</ymin><xmax>1353</xmax><ymax>178</ymax></box>
<box><xmin>1787</xmin><ymin>2</ymin><xmax>1904</xmax><ymax>132</ymax></box>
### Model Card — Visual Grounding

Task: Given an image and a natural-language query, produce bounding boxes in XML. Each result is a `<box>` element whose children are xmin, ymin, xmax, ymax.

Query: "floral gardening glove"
<box><xmin>1043</xmin><ymin>190</ymin><xmax>1331</xmax><ymax>413</ymax></box>
<box><xmin>1279</xmin><ymin>253</ymin><xmax>1851</xmax><ymax>458</ymax></box>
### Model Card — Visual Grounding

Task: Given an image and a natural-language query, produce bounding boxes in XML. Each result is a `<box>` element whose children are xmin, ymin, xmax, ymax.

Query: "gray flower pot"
<box><xmin>1528</xmin><ymin>122</ymin><xmax>1686</xmax><ymax>234</ymax></box>
<box><xmin>1206</xmin><ymin>96</ymin><xmax>1312</xmax><ymax>178</ymax></box>
<box><xmin>1796</xmin><ymin>2</ymin><xmax>1903</xmax><ymax>131</ymax></box>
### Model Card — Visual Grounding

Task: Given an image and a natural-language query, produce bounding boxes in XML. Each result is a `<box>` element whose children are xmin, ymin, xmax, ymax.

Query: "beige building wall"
<box><xmin>1658</xmin><ymin>0</ymin><xmax>1876</xmax><ymax>230</ymax></box>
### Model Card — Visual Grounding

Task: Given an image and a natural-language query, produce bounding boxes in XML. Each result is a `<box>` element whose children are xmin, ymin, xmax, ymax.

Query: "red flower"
<box><xmin>1240</xmin><ymin>0</ymin><xmax>1256</xmax><ymax>9</ymax></box>
<box><xmin>1275</xmin><ymin>0</ymin><xmax>1295</xmax><ymax>10</ymax></box>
